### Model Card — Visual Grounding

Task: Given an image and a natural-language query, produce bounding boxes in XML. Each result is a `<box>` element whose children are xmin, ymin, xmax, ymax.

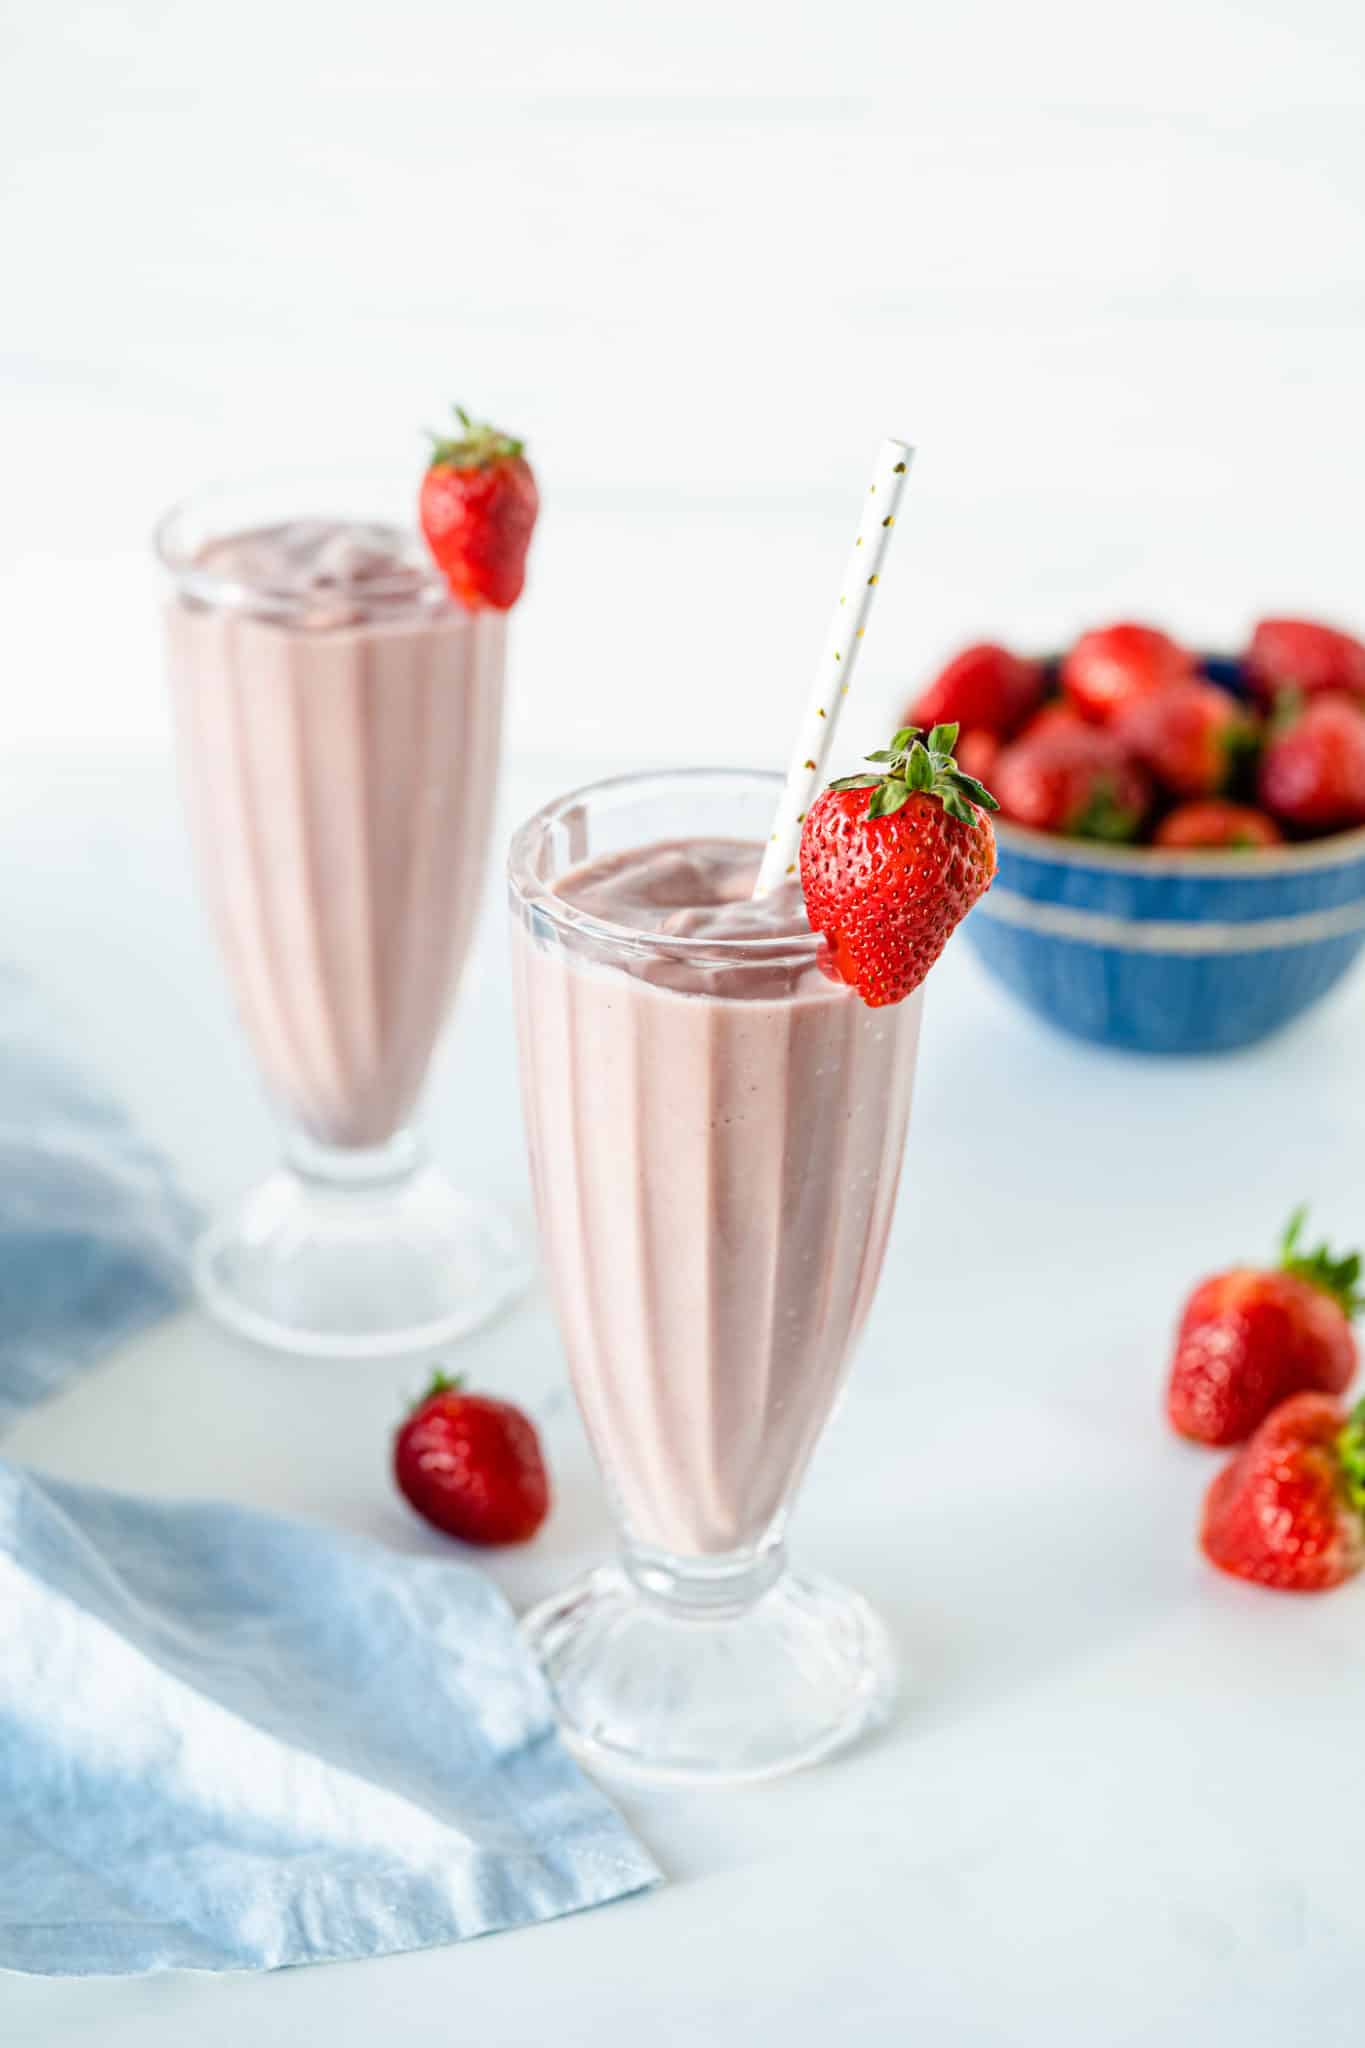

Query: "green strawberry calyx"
<box><xmin>407</xmin><ymin>1368</ymin><xmax>466</xmax><ymax>1418</ymax></box>
<box><xmin>1216</xmin><ymin>715</ymin><xmax>1263</xmax><ymax>795</ymax></box>
<box><xmin>1267</xmin><ymin>685</ymin><xmax>1306</xmax><ymax>737</ymax></box>
<box><xmin>1069</xmin><ymin>774</ymin><xmax>1144</xmax><ymax>843</ymax></box>
<box><xmin>1336</xmin><ymin>1397</ymin><xmax>1365</xmax><ymax>1516</ymax></box>
<box><xmin>1279</xmin><ymin>1206</ymin><xmax>1364</xmax><ymax>1319</ymax></box>
<box><xmin>428</xmin><ymin>406</ymin><xmax>524</xmax><ymax>471</ymax></box>
<box><xmin>828</xmin><ymin>724</ymin><xmax>1000</xmax><ymax>827</ymax></box>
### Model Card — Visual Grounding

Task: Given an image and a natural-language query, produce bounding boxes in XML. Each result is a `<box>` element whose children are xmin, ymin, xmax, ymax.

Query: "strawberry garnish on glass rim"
<box><xmin>830</xmin><ymin>720</ymin><xmax>1001</xmax><ymax>824</ymax></box>
<box><xmin>418</xmin><ymin>405</ymin><xmax>539</xmax><ymax>613</ymax></box>
<box><xmin>799</xmin><ymin>722</ymin><xmax>999</xmax><ymax>1009</ymax></box>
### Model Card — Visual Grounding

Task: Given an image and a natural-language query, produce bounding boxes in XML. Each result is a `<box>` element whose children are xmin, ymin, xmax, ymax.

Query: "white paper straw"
<box><xmin>752</xmin><ymin>437</ymin><xmax>914</xmax><ymax>899</ymax></box>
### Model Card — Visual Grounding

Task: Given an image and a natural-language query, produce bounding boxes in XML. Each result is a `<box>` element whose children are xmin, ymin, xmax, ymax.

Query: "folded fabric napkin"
<box><xmin>0</xmin><ymin>982</ymin><xmax>658</xmax><ymax>1973</ymax></box>
<box><xmin>0</xmin><ymin>1463</ymin><xmax>659</xmax><ymax>1974</ymax></box>
<box><xmin>0</xmin><ymin>972</ymin><xmax>197</xmax><ymax>1429</ymax></box>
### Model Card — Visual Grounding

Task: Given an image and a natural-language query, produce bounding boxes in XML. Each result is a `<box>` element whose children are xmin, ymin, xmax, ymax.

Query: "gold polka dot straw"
<box><xmin>752</xmin><ymin>438</ymin><xmax>914</xmax><ymax>898</ymax></box>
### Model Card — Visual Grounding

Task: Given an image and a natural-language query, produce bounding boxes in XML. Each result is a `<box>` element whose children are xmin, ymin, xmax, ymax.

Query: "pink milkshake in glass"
<box><xmin>509</xmin><ymin>769</ymin><xmax>924</xmax><ymax>1780</ymax></box>
<box><xmin>508</xmin><ymin>438</ymin><xmax>995</xmax><ymax>1779</ymax></box>
<box><xmin>159</xmin><ymin>466</ymin><xmax>532</xmax><ymax>1356</ymax></box>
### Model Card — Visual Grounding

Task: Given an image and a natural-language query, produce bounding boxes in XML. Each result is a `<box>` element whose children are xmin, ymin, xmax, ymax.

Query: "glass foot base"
<box><xmin>194</xmin><ymin>1147</ymin><xmax>529</xmax><ymax>1359</ymax></box>
<box><xmin>522</xmin><ymin>1561</ymin><xmax>897</xmax><ymax>1784</ymax></box>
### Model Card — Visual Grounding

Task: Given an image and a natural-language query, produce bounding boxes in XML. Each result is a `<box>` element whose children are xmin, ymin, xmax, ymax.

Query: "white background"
<box><xmin>4</xmin><ymin>4</ymin><xmax>1365</xmax><ymax>2043</ymax></box>
<box><xmin>4</xmin><ymin>0</ymin><xmax>1365</xmax><ymax>771</ymax></box>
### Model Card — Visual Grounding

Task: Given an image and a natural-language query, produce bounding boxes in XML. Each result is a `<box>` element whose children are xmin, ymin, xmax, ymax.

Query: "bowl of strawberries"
<box><xmin>908</xmin><ymin>618</ymin><xmax>1365</xmax><ymax>1053</ymax></box>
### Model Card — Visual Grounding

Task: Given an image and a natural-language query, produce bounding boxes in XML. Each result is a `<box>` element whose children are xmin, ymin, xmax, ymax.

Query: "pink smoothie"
<box><xmin>513</xmin><ymin>838</ymin><xmax>922</xmax><ymax>1558</ymax></box>
<box><xmin>167</xmin><ymin>520</ymin><xmax>504</xmax><ymax>1148</ymax></box>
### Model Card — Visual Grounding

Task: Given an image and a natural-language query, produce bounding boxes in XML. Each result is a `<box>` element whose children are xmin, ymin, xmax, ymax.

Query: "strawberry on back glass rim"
<box><xmin>419</xmin><ymin>406</ymin><xmax>539</xmax><ymax>612</ymax></box>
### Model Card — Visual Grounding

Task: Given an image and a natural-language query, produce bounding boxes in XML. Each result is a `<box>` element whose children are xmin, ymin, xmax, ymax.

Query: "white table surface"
<box><xmin>6</xmin><ymin>0</ymin><xmax>1365</xmax><ymax>2032</ymax></box>
<box><xmin>4</xmin><ymin>740</ymin><xmax>1365</xmax><ymax>2046</ymax></box>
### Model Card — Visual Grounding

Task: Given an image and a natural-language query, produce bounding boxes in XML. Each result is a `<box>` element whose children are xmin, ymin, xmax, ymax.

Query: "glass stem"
<box><xmin>285</xmin><ymin>1127</ymin><xmax>424</xmax><ymax>1191</ymax></box>
<box><xmin>624</xmin><ymin>1536</ymin><xmax>788</xmax><ymax>1620</ymax></box>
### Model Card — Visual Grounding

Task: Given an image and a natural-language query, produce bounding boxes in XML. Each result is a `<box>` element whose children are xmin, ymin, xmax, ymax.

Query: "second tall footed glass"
<box><xmin>159</xmin><ymin>477</ymin><xmax>526</xmax><ymax>1357</ymax></box>
<box><xmin>509</xmin><ymin>769</ymin><xmax>924</xmax><ymax>1781</ymax></box>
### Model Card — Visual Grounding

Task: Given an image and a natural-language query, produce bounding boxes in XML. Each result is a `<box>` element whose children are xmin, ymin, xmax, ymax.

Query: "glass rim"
<box><xmin>506</xmin><ymin>765</ymin><xmax>826</xmax><ymax>964</ymax></box>
<box><xmin>152</xmin><ymin>470</ymin><xmax>450</xmax><ymax>615</ymax></box>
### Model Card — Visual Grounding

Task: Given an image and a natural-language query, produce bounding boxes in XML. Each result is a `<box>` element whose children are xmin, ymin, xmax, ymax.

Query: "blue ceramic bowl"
<box><xmin>966</xmin><ymin>821</ymin><xmax>1365</xmax><ymax>1053</ymax></box>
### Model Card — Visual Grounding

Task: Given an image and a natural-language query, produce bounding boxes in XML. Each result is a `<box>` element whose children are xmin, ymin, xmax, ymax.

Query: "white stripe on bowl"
<box><xmin>976</xmin><ymin>887</ymin><xmax>1365</xmax><ymax>954</ymax></box>
<box><xmin>994</xmin><ymin>818</ymin><xmax>1365</xmax><ymax>877</ymax></box>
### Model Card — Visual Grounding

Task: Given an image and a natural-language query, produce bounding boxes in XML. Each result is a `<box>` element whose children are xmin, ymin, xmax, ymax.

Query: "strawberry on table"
<box><xmin>1201</xmin><ymin>1393</ymin><xmax>1365</xmax><ymax>1592</ymax></box>
<box><xmin>1061</xmin><ymin>623</ymin><xmax>1195</xmax><ymax>724</ymax></box>
<box><xmin>419</xmin><ymin>406</ymin><xmax>539</xmax><ymax>611</ymax></box>
<box><xmin>1153</xmin><ymin>800</ymin><xmax>1284</xmax><ymax>850</ymax></box>
<box><xmin>1167</xmin><ymin>1209</ymin><xmax>1361</xmax><ymax>1446</ymax></box>
<box><xmin>1247</xmin><ymin>617</ymin><xmax>1365</xmax><ymax>707</ymax></box>
<box><xmin>906</xmin><ymin>643</ymin><xmax>1045</xmax><ymax>741</ymax></box>
<box><xmin>800</xmin><ymin>723</ymin><xmax>998</xmax><ymax>1008</ymax></box>
<box><xmin>992</xmin><ymin>721</ymin><xmax>1151</xmax><ymax>841</ymax></box>
<box><xmin>1113</xmin><ymin>678</ymin><xmax>1254</xmax><ymax>799</ymax></box>
<box><xmin>394</xmin><ymin>1372</ymin><xmax>550</xmax><ymax>1545</ymax></box>
<box><xmin>1258</xmin><ymin>694</ymin><xmax>1365</xmax><ymax>835</ymax></box>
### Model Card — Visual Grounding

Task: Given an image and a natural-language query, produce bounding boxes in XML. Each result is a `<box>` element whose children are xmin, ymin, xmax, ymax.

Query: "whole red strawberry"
<box><xmin>1167</xmin><ymin>1209</ymin><xmax>1361</xmax><ymax>1446</ymax></box>
<box><xmin>1247</xmin><ymin>617</ymin><xmax>1365</xmax><ymax>707</ymax></box>
<box><xmin>1061</xmin><ymin>623</ymin><xmax>1195</xmax><ymax>724</ymax></box>
<box><xmin>800</xmin><ymin>723</ymin><xmax>998</xmax><ymax>1008</ymax></box>
<box><xmin>907</xmin><ymin>643</ymin><xmax>1044</xmax><ymax>740</ymax></box>
<box><xmin>419</xmin><ymin>407</ymin><xmax>539</xmax><ymax>611</ymax></box>
<box><xmin>1153</xmin><ymin>800</ymin><xmax>1284</xmax><ymax>850</ymax></box>
<box><xmin>992</xmin><ymin>722</ymin><xmax>1151</xmax><ymax>840</ymax></box>
<box><xmin>1017</xmin><ymin>702</ymin><xmax>1089</xmax><ymax>743</ymax></box>
<box><xmin>1112</xmin><ymin>678</ymin><xmax>1253</xmax><ymax>799</ymax></box>
<box><xmin>956</xmin><ymin>728</ymin><xmax>1002</xmax><ymax>787</ymax></box>
<box><xmin>1201</xmin><ymin>1392</ymin><xmax>1365</xmax><ymax>1592</ymax></box>
<box><xmin>394</xmin><ymin>1372</ymin><xmax>550</xmax><ymax>1545</ymax></box>
<box><xmin>1258</xmin><ymin>695</ymin><xmax>1365</xmax><ymax>834</ymax></box>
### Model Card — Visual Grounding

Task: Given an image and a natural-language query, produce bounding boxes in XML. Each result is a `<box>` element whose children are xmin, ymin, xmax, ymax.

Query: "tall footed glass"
<box><xmin>509</xmin><ymin>769</ymin><xmax>923</xmax><ymax>1780</ymax></box>
<box><xmin>158</xmin><ymin>476</ymin><xmax>526</xmax><ymax>1357</ymax></box>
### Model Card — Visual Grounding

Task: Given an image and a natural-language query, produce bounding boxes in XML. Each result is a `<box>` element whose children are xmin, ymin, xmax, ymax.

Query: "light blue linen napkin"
<box><xmin>0</xmin><ymin>1462</ymin><xmax>659</xmax><ymax>1974</ymax></box>
<box><xmin>0</xmin><ymin>972</ymin><xmax>197</xmax><ymax>1429</ymax></box>
<box><xmin>0</xmin><ymin>985</ymin><xmax>659</xmax><ymax>1972</ymax></box>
